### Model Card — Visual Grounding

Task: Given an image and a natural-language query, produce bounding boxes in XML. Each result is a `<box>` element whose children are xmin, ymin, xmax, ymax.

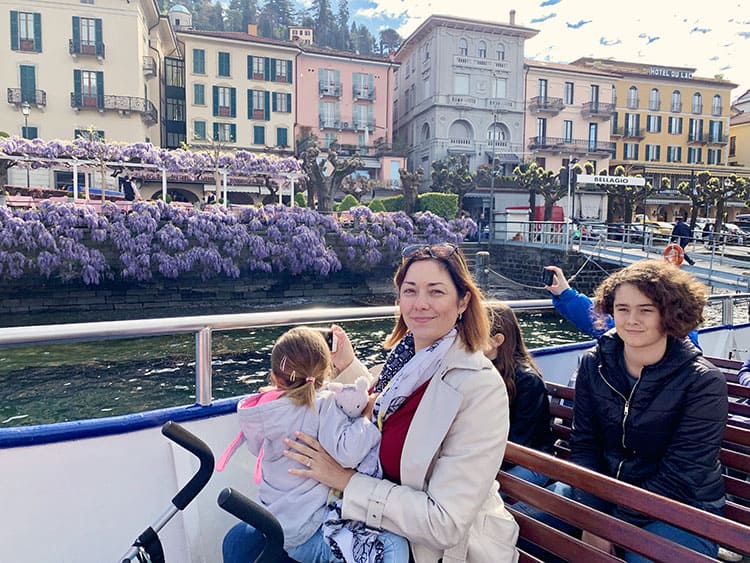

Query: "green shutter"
<box><xmin>264</xmin><ymin>91</ymin><xmax>270</xmax><ymax>120</ymax></box>
<box><xmin>96</xmin><ymin>71</ymin><xmax>104</xmax><ymax>108</ymax></box>
<box><xmin>270</xmin><ymin>58</ymin><xmax>276</xmax><ymax>81</ymax></box>
<box><xmin>247</xmin><ymin>56</ymin><xmax>253</xmax><ymax>79</ymax></box>
<box><xmin>335</xmin><ymin>102</ymin><xmax>340</xmax><ymax>125</ymax></box>
<box><xmin>286</xmin><ymin>60</ymin><xmax>293</xmax><ymax>83</ymax></box>
<box><xmin>73</xmin><ymin>69</ymin><xmax>82</xmax><ymax>97</ymax></box>
<box><xmin>72</xmin><ymin>16</ymin><xmax>80</xmax><ymax>47</ymax></box>
<box><xmin>368</xmin><ymin>73</ymin><xmax>374</xmax><ymax>96</ymax></box>
<box><xmin>368</xmin><ymin>105</ymin><xmax>373</xmax><ymax>128</ymax></box>
<box><xmin>33</xmin><ymin>13</ymin><xmax>42</xmax><ymax>52</ymax></box>
<box><xmin>213</xmin><ymin>122</ymin><xmax>219</xmax><ymax>141</ymax></box>
<box><xmin>10</xmin><ymin>11</ymin><xmax>19</xmax><ymax>50</ymax></box>
<box><xmin>335</xmin><ymin>70</ymin><xmax>341</xmax><ymax>91</ymax></box>
<box><xmin>286</xmin><ymin>93</ymin><xmax>291</xmax><ymax>112</ymax></box>
<box><xmin>230</xmin><ymin>124</ymin><xmax>236</xmax><ymax>142</ymax></box>
<box><xmin>272</xmin><ymin>92</ymin><xmax>277</xmax><ymax>112</ymax></box>
<box><xmin>277</xmin><ymin>127</ymin><xmax>287</xmax><ymax>147</ymax></box>
<box><xmin>95</xmin><ymin>18</ymin><xmax>102</xmax><ymax>44</ymax></box>
<box><xmin>247</xmin><ymin>89</ymin><xmax>253</xmax><ymax>118</ymax></box>
<box><xmin>212</xmin><ymin>86</ymin><xmax>219</xmax><ymax>116</ymax></box>
<box><xmin>20</xmin><ymin>66</ymin><xmax>36</xmax><ymax>103</ymax></box>
<box><xmin>263</xmin><ymin>57</ymin><xmax>270</xmax><ymax>80</ymax></box>
<box><xmin>230</xmin><ymin>87</ymin><xmax>236</xmax><ymax>117</ymax></box>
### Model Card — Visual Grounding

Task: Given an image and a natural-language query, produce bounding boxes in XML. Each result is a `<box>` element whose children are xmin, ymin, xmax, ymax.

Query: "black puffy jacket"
<box><xmin>571</xmin><ymin>331</ymin><xmax>727</xmax><ymax>523</ymax></box>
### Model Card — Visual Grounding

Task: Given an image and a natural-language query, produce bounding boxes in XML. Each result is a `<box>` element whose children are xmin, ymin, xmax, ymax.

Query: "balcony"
<box><xmin>528</xmin><ymin>96</ymin><xmax>563</xmax><ymax>114</ymax></box>
<box><xmin>319</xmin><ymin>117</ymin><xmax>340</xmax><ymax>130</ymax></box>
<box><xmin>671</xmin><ymin>102</ymin><xmax>682</xmax><ymax>112</ymax></box>
<box><xmin>142</xmin><ymin>56</ymin><xmax>156</xmax><ymax>77</ymax></box>
<box><xmin>69</xmin><ymin>39</ymin><xmax>105</xmax><ymax>59</ymax></box>
<box><xmin>351</xmin><ymin>120</ymin><xmax>375</xmax><ymax>132</ymax></box>
<box><xmin>353</xmin><ymin>87</ymin><xmax>375</xmax><ymax>101</ymax></box>
<box><xmin>648</xmin><ymin>101</ymin><xmax>661</xmax><ymax>111</ymax></box>
<box><xmin>7</xmin><ymin>88</ymin><xmax>47</xmax><ymax>107</ymax></box>
<box><xmin>581</xmin><ymin>101</ymin><xmax>615</xmax><ymax>119</ymax></box>
<box><xmin>688</xmin><ymin>134</ymin><xmax>706</xmax><ymax>144</ymax></box>
<box><xmin>621</xmin><ymin>128</ymin><xmax>645</xmax><ymax>140</ymax></box>
<box><xmin>70</xmin><ymin>93</ymin><xmax>157</xmax><ymax>124</ymax></box>
<box><xmin>452</xmin><ymin>54</ymin><xmax>509</xmax><ymax>72</ymax></box>
<box><xmin>527</xmin><ymin>136</ymin><xmax>616</xmax><ymax>155</ymax></box>
<box><xmin>319</xmin><ymin>83</ymin><xmax>341</xmax><ymax>97</ymax></box>
<box><xmin>691</xmin><ymin>104</ymin><xmax>703</xmax><ymax>114</ymax></box>
<box><xmin>707</xmin><ymin>134</ymin><xmax>728</xmax><ymax>144</ymax></box>
<box><xmin>448</xmin><ymin>95</ymin><xmax>478</xmax><ymax>108</ymax></box>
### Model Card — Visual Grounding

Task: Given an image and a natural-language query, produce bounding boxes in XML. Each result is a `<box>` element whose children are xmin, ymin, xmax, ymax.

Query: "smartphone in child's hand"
<box><xmin>542</xmin><ymin>268</ymin><xmax>555</xmax><ymax>286</ymax></box>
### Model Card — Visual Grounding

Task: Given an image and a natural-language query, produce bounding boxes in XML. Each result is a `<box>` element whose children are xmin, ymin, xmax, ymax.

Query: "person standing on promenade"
<box><xmin>670</xmin><ymin>217</ymin><xmax>696</xmax><ymax>265</ymax></box>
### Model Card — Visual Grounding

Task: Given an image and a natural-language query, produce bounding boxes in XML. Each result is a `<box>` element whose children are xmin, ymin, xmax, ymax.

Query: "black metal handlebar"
<box><xmin>161</xmin><ymin>421</ymin><xmax>214</xmax><ymax>510</ymax></box>
<box><xmin>217</xmin><ymin>487</ymin><xmax>288</xmax><ymax>563</ymax></box>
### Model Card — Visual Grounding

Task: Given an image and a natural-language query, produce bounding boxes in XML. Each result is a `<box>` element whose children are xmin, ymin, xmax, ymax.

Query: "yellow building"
<box><xmin>729</xmin><ymin>89</ymin><xmax>750</xmax><ymax>170</ymax></box>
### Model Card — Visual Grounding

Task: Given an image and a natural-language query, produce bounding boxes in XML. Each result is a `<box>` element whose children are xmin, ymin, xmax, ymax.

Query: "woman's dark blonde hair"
<box><xmin>385</xmin><ymin>245</ymin><xmax>490</xmax><ymax>352</ymax></box>
<box><xmin>270</xmin><ymin>326</ymin><xmax>332</xmax><ymax>408</ymax></box>
<box><xmin>488</xmin><ymin>303</ymin><xmax>542</xmax><ymax>403</ymax></box>
<box><xmin>593</xmin><ymin>259</ymin><xmax>707</xmax><ymax>338</ymax></box>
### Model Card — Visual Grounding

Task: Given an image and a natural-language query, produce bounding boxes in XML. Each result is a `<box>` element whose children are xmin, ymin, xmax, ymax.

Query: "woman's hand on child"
<box><xmin>285</xmin><ymin>432</ymin><xmax>356</xmax><ymax>491</ymax></box>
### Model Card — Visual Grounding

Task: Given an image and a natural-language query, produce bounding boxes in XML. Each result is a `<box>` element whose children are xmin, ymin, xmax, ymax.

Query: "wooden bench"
<box><xmin>498</xmin><ymin>443</ymin><xmax>750</xmax><ymax>562</ymax></box>
<box><xmin>4</xmin><ymin>195</ymin><xmax>35</xmax><ymax>209</ymax></box>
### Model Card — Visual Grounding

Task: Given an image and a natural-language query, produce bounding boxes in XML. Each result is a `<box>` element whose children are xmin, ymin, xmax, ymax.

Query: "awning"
<box><xmin>486</xmin><ymin>152</ymin><xmax>520</xmax><ymax>164</ymax></box>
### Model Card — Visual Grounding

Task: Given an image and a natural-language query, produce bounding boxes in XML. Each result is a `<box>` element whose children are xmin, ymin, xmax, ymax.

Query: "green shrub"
<box><xmin>418</xmin><ymin>192</ymin><xmax>458</xmax><ymax>219</ymax></box>
<box><xmin>380</xmin><ymin>195</ymin><xmax>404</xmax><ymax>212</ymax></box>
<box><xmin>294</xmin><ymin>191</ymin><xmax>307</xmax><ymax>207</ymax></box>
<box><xmin>368</xmin><ymin>198</ymin><xmax>386</xmax><ymax>212</ymax></box>
<box><xmin>337</xmin><ymin>194</ymin><xmax>359</xmax><ymax>212</ymax></box>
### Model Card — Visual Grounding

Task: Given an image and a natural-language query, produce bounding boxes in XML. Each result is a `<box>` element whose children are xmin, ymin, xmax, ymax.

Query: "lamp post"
<box><xmin>565</xmin><ymin>156</ymin><xmax>578</xmax><ymax>248</ymax></box>
<box><xmin>20</xmin><ymin>101</ymin><xmax>31</xmax><ymax>188</ymax></box>
<box><xmin>488</xmin><ymin>110</ymin><xmax>498</xmax><ymax>248</ymax></box>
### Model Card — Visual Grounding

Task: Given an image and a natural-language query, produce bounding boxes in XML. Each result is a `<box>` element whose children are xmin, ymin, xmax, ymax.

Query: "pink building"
<box><xmin>295</xmin><ymin>45</ymin><xmax>404</xmax><ymax>186</ymax></box>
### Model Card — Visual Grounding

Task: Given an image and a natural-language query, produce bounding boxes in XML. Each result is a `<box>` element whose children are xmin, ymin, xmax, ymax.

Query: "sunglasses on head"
<box><xmin>401</xmin><ymin>243</ymin><xmax>459</xmax><ymax>261</ymax></box>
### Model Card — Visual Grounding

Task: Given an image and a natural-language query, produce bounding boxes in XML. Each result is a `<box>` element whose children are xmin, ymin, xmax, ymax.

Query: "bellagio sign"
<box><xmin>577</xmin><ymin>174</ymin><xmax>646</xmax><ymax>186</ymax></box>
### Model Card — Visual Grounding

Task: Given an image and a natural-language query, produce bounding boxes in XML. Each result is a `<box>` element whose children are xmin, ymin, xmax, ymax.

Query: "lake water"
<box><xmin>0</xmin><ymin>312</ymin><xmax>588</xmax><ymax>427</ymax></box>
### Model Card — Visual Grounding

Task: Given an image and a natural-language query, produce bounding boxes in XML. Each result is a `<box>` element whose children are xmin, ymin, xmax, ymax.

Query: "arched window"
<box><xmin>421</xmin><ymin>122</ymin><xmax>430</xmax><ymax>141</ymax></box>
<box><xmin>649</xmin><ymin>88</ymin><xmax>660</xmax><ymax>111</ymax></box>
<box><xmin>478</xmin><ymin>40</ymin><xmax>487</xmax><ymax>58</ymax></box>
<box><xmin>711</xmin><ymin>94</ymin><xmax>722</xmax><ymax>115</ymax></box>
<box><xmin>627</xmin><ymin>86</ymin><xmax>639</xmax><ymax>109</ymax></box>
<box><xmin>458</xmin><ymin>38</ymin><xmax>468</xmax><ymax>56</ymax></box>
<box><xmin>449</xmin><ymin>119</ymin><xmax>473</xmax><ymax>141</ymax></box>
<box><xmin>692</xmin><ymin>92</ymin><xmax>702</xmax><ymax>114</ymax></box>
<box><xmin>671</xmin><ymin>90</ymin><xmax>682</xmax><ymax>112</ymax></box>
<box><xmin>487</xmin><ymin>123</ymin><xmax>507</xmax><ymax>144</ymax></box>
<box><xmin>496</xmin><ymin>44</ymin><xmax>505</xmax><ymax>60</ymax></box>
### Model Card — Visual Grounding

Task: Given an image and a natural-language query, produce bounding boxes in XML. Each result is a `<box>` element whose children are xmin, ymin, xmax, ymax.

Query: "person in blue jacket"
<box><xmin>740</xmin><ymin>356</ymin><xmax>750</xmax><ymax>388</ymax></box>
<box><xmin>543</xmin><ymin>265</ymin><xmax>700</xmax><ymax>349</ymax></box>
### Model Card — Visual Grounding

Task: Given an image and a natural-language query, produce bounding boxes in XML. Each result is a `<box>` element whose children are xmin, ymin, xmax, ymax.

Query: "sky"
<box><xmin>343</xmin><ymin>0</ymin><xmax>750</xmax><ymax>100</ymax></box>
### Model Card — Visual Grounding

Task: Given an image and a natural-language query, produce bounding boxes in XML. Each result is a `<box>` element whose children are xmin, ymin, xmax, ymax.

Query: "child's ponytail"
<box><xmin>270</xmin><ymin>327</ymin><xmax>332</xmax><ymax>408</ymax></box>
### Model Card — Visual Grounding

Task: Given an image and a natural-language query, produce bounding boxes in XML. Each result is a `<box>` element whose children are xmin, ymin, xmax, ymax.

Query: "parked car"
<box><xmin>573</xmin><ymin>221</ymin><xmax>607</xmax><ymax>241</ymax></box>
<box><xmin>722</xmin><ymin>223</ymin><xmax>748</xmax><ymax>245</ymax></box>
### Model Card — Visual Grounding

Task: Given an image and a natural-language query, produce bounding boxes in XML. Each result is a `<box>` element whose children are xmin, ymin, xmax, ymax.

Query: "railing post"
<box><xmin>475</xmin><ymin>251</ymin><xmax>490</xmax><ymax>292</ymax></box>
<box><xmin>195</xmin><ymin>327</ymin><xmax>213</xmax><ymax>406</ymax></box>
<box><xmin>721</xmin><ymin>295</ymin><xmax>733</xmax><ymax>326</ymax></box>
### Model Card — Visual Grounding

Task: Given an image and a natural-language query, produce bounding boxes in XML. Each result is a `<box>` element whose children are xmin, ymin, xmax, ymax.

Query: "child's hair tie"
<box><xmin>280</xmin><ymin>355</ymin><xmax>288</xmax><ymax>373</ymax></box>
<box><xmin>305</xmin><ymin>377</ymin><xmax>315</xmax><ymax>383</ymax></box>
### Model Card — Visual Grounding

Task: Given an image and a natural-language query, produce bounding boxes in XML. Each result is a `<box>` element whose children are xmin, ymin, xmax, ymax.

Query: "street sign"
<box><xmin>577</xmin><ymin>174</ymin><xmax>646</xmax><ymax>186</ymax></box>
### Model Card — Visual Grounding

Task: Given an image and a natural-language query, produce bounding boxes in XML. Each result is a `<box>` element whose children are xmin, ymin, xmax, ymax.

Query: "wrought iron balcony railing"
<box><xmin>353</xmin><ymin>87</ymin><xmax>375</xmax><ymax>101</ymax></box>
<box><xmin>69</xmin><ymin>39</ymin><xmax>105</xmax><ymax>58</ymax></box>
<box><xmin>318</xmin><ymin>83</ymin><xmax>341</xmax><ymax>97</ymax></box>
<box><xmin>527</xmin><ymin>136</ymin><xmax>616</xmax><ymax>155</ymax></box>
<box><xmin>7</xmin><ymin>88</ymin><xmax>47</xmax><ymax>107</ymax></box>
<box><xmin>70</xmin><ymin>93</ymin><xmax>157</xmax><ymax>123</ymax></box>
<box><xmin>528</xmin><ymin>96</ymin><xmax>563</xmax><ymax>113</ymax></box>
<box><xmin>581</xmin><ymin>101</ymin><xmax>615</xmax><ymax>118</ymax></box>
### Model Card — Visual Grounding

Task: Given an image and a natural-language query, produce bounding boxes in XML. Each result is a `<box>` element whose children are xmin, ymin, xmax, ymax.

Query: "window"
<box><xmin>253</xmin><ymin>125</ymin><xmax>265</xmax><ymax>145</ymax></box>
<box><xmin>562</xmin><ymin>120</ymin><xmax>573</xmax><ymax>142</ymax></box>
<box><xmin>493</xmin><ymin>77</ymin><xmax>507</xmax><ymax>99</ymax></box>
<box><xmin>76</xmin><ymin>69</ymin><xmax>101</xmax><ymax>107</ymax></box>
<box><xmin>323</xmin><ymin>132</ymin><xmax>337</xmax><ymax>148</ymax></box>
<box><xmin>320</xmin><ymin>101</ymin><xmax>337</xmax><ymax>127</ymax></box>
<box><xmin>668</xmin><ymin>116</ymin><xmax>683</xmax><ymax>135</ymax></box>
<box><xmin>707</xmin><ymin>148</ymin><xmax>721</xmax><ymax>164</ymax></box>
<box><xmin>588</xmin><ymin>123</ymin><xmax>598</xmax><ymax>151</ymax></box>
<box><xmin>590</xmin><ymin>84</ymin><xmax>600</xmax><ymax>105</ymax></box>
<box><xmin>353</xmin><ymin>104</ymin><xmax>373</xmax><ymax>130</ymax></box>
<box><xmin>214</xmin><ymin>122</ymin><xmax>235</xmax><ymax>143</ymax></box>
<box><xmin>627</xmin><ymin>86</ymin><xmax>639</xmax><ymax>109</ymax></box>
<box><xmin>423</xmin><ymin>76</ymin><xmax>431</xmax><ymax>99</ymax></box>
<box><xmin>274</xmin><ymin>59</ymin><xmax>290</xmax><ymax>82</ymax></box>
<box><xmin>353</xmin><ymin>72</ymin><xmax>374</xmax><ymax>99</ymax></box>
<box><xmin>272</xmin><ymin>92</ymin><xmax>291</xmax><ymax>113</ymax></box>
<box><xmin>478</xmin><ymin>41</ymin><xmax>487</xmax><ymax>58</ymax></box>
<box><xmin>667</xmin><ymin>145</ymin><xmax>682</xmax><ymax>163</ymax></box>
<box><xmin>711</xmin><ymin>94</ymin><xmax>722</xmax><ymax>116</ymax></box>
<box><xmin>496</xmin><ymin>44</ymin><xmax>505</xmax><ymax>60</ymax></box>
<box><xmin>252</xmin><ymin>56</ymin><xmax>265</xmax><ymax>79</ymax></box>
<box><xmin>10</xmin><ymin>11</ymin><xmax>42</xmax><ymax>52</ymax></box>
<box><xmin>646</xmin><ymin>114</ymin><xmax>661</xmax><ymax>133</ymax></box>
<box><xmin>249</xmin><ymin>90</ymin><xmax>269</xmax><ymax>120</ymax></box>
<box><xmin>423</xmin><ymin>41</ymin><xmax>430</xmax><ymax>61</ymax></box>
<box><xmin>80</xmin><ymin>17</ymin><xmax>96</xmax><ymax>45</ymax></box>
<box><xmin>454</xmin><ymin>73</ymin><xmax>470</xmax><ymax>95</ymax></box>
<box><xmin>71</xmin><ymin>16</ymin><xmax>103</xmax><ymax>57</ymax></box>
<box><xmin>624</xmin><ymin>113</ymin><xmax>640</xmax><ymax>136</ymax></box>
<box><xmin>193</xmin><ymin>120</ymin><xmax>206</xmax><ymax>140</ymax></box>
<box><xmin>213</xmin><ymin>86</ymin><xmax>235</xmax><ymax>117</ymax></box>
<box><xmin>687</xmin><ymin>147</ymin><xmax>702</xmax><ymax>163</ymax></box>
<box><xmin>671</xmin><ymin>90</ymin><xmax>681</xmax><ymax>112</ymax></box>
<box><xmin>166</xmin><ymin>98</ymin><xmax>185</xmax><ymax>121</ymax></box>
<box><xmin>538</xmin><ymin>79</ymin><xmax>548</xmax><ymax>99</ymax></box>
<box><xmin>193</xmin><ymin>84</ymin><xmax>205</xmax><ymax>105</ymax></box>
<box><xmin>319</xmin><ymin>68</ymin><xmax>340</xmax><ymax>95</ymax></box>
<box><xmin>218</xmin><ymin>52</ymin><xmax>230</xmax><ymax>77</ymax></box>
<box><xmin>166</xmin><ymin>57</ymin><xmax>184</xmax><ymax>87</ymax></box>
<box><xmin>276</xmin><ymin>127</ymin><xmax>288</xmax><ymax>147</ymax></box>
<box><xmin>193</xmin><ymin>49</ymin><xmax>205</xmax><ymax>74</ymax></box>
<box><xmin>649</xmin><ymin>88</ymin><xmax>660</xmax><ymax>111</ymax></box>
<box><xmin>563</xmin><ymin>82</ymin><xmax>574</xmax><ymax>105</ymax></box>
<box><xmin>645</xmin><ymin>144</ymin><xmax>661</xmax><ymax>162</ymax></box>
<box><xmin>708</xmin><ymin>120</ymin><xmax>723</xmax><ymax>143</ymax></box>
<box><xmin>458</xmin><ymin>38</ymin><xmax>468</xmax><ymax>56</ymax></box>
<box><xmin>729</xmin><ymin>136</ymin><xmax>736</xmax><ymax>157</ymax></box>
<box><xmin>19</xmin><ymin>65</ymin><xmax>37</xmax><ymax>104</ymax></box>
<box><xmin>688</xmin><ymin>118</ymin><xmax>703</xmax><ymax>142</ymax></box>
<box><xmin>536</xmin><ymin>117</ymin><xmax>547</xmax><ymax>140</ymax></box>
<box><xmin>623</xmin><ymin>142</ymin><xmax>639</xmax><ymax>159</ymax></box>
<box><xmin>691</xmin><ymin>92</ymin><xmax>702</xmax><ymax>114</ymax></box>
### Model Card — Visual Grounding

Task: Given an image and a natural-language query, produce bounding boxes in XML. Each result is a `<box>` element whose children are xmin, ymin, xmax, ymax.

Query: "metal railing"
<box><xmin>7</xmin><ymin>87</ymin><xmax>46</xmax><ymax>107</ymax></box>
<box><xmin>529</xmin><ymin>96</ymin><xmax>564</xmax><ymax>113</ymax></box>
<box><xmin>69</xmin><ymin>39</ymin><xmax>105</xmax><ymax>58</ymax></box>
<box><xmin>70</xmin><ymin>93</ymin><xmax>157</xmax><ymax>123</ymax></box>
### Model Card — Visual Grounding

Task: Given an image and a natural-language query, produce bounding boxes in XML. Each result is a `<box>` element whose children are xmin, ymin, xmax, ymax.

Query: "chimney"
<box><xmin>247</xmin><ymin>23</ymin><xmax>257</xmax><ymax>36</ymax></box>
<box><xmin>509</xmin><ymin>9</ymin><xmax>516</xmax><ymax>25</ymax></box>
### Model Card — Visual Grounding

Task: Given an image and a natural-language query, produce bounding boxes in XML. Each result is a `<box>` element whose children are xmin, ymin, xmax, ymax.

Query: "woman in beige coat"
<box><xmin>286</xmin><ymin>243</ymin><xmax>519</xmax><ymax>562</ymax></box>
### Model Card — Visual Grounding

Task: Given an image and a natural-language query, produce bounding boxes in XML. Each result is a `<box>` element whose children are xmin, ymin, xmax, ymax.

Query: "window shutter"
<box><xmin>264</xmin><ymin>91</ymin><xmax>270</xmax><ymax>120</ymax></box>
<box><xmin>212</xmin><ymin>86</ymin><xmax>219</xmax><ymax>116</ymax></box>
<box><xmin>230</xmin><ymin>87</ymin><xmax>236</xmax><ymax>117</ymax></box>
<box><xmin>20</xmin><ymin>66</ymin><xmax>36</xmax><ymax>102</ymax></box>
<box><xmin>277</xmin><ymin>127</ymin><xmax>287</xmax><ymax>147</ymax></box>
<box><xmin>335</xmin><ymin>102</ymin><xmax>340</xmax><ymax>125</ymax></box>
<box><xmin>72</xmin><ymin>16</ymin><xmax>80</xmax><ymax>46</ymax></box>
<box><xmin>247</xmin><ymin>89</ymin><xmax>253</xmax><ymax>118</ymax></box>
<box><xmin>286</xmin><ymin>93</ymin><xmax>291</xmax><ymax>111</ymax></box>
<box><xmin>263</xmin><ymin>57</ymin><xmax>270</xmax><ymax>81</ymax></box>
<box><xmin>272</xmin><ymin>92</ymin><xmax>277</xmax><ymax>112</ymax></box>
<box><xmin>33</xmin><ymin>13</ymin><xmax>42</xmax><ymax>52</ymax></box>
<box><xmin>286</xmin><ymin>60</ymin><xmax>293</xmax><ymax>83</ymax></box>
<box><xmin>657</xmin><ymin>115</ymin><xmax>662</xmax><ymax>131</ymax></box>
<box><xmin>367</xmin><ymin>105</ymin><xmax>373</xmax><ymax>127</ymax></box>
<box><xmin>270</xmin><ymin>58</ymin><xmax>276</xmax><ymax>81</ymax></box>
<box><xmin>96</xmin><ymin>71</ymin><xmax>104</xmax><ymax>108</ymax></box>
<box><xmin>335</xmin><ymin>70</ymin><xmax>341</xmax><ymax>89</ymax></box>
<box><xmin>230</xmin><ymin>124</ymin><xmax>236</xmax><ymax>142</ymax></box>
<box><xmin>368</xmin><ymin>73</ymin><xmax>374</xmax><ymax>95</ymax></box>
<box><xmin>247</xmin><ymin>56</ymin><xmax>252</xmax><ymax>79</ymax></box>
<box><xmin>213</xmin><ymin>122</ymin><xmax>219</xmax><ymax>141</ymax></box>
<box><xmin>95</xmin><ymin>18</ymin><xmax>102</xmax><ymax>44</ymax></box>
<box><xmin>10</xmin><ymin>11</ymin><xmax>19</xmax><ymax>50</ymax></box>
<box><xmin>73</xmin><ymin>69</ymin><xmax>82</xmax><ymax>98</ymax></box>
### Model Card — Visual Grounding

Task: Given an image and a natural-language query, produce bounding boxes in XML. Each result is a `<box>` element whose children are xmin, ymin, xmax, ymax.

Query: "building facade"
<box><xmin>393</xmin><ymin>13</ymin><xmax>538</xmax><ymax>183</ymax></box>
<box><xmin>729</xmin><ymin>89</ymin><xmax>750</xmax><ymax>170</ymax></box>
<box><xmin>295</xmin><ymin>44</ymin><xmax>402</xmax><ymax>185</ymax></box>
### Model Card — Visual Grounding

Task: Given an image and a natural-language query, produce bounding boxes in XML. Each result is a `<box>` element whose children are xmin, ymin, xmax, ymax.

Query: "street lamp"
<box><xmin>20</xmin><ymin>101</ymin><xmax>31</xmax><ymax>188</ymax></box>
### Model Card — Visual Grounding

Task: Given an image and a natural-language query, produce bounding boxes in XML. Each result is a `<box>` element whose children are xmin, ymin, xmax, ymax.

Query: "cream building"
<box><xmin>729</xmin><ymin>89</ymin><xmax>750</xmax><ymax>170</ymax></box>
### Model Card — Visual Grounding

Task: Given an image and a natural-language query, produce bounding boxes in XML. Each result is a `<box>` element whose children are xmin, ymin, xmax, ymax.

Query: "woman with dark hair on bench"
<box><xmin>569</xmin><ymin>259</ymin><xmax>727</xmax><ymax>560</ymax></box>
